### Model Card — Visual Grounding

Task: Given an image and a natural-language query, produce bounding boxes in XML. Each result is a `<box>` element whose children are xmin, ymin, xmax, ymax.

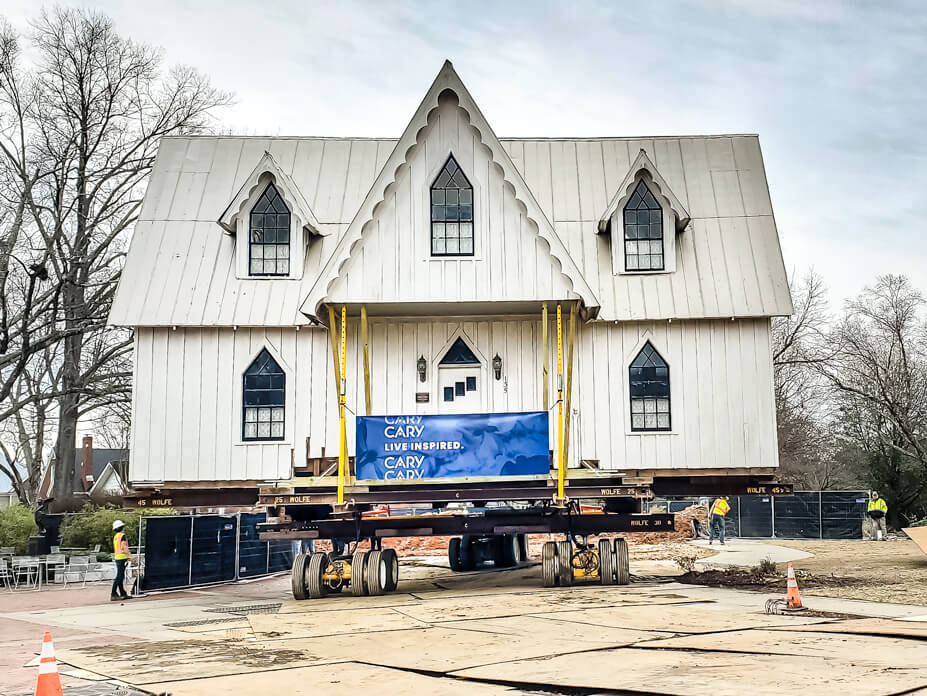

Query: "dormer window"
<box><xmin>249</xmin><ymin>184</ymin><xmax>290</xmax><ymax>276</ymax></box>
<box><xmin>623</xmin><ymin>181</ymin><xmax>663</xmax><ymax>272</ymax></box>
<box><xmin>431</xmin><ymin>155</ymin><xmax>473</xmax><ymax>256</ymax></box>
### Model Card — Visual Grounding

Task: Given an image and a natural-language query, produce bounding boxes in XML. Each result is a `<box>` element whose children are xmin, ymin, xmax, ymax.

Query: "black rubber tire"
<box><xmin>598</xmin><ymin>538</ymin><xmax>615</xmax><ymax>585</ymax></box>
<box><xmin>307</xmin><ymin>552</ymin><xmax>330</xmax><ymax>599</ymax></box>
<box><xmin>614</xmin><ymin>538</ymin><xmax>630</xmax><ymax>586</ymax></box>
<box><xmin>498</xmin><ymin>534</ymin><xmax>520</xmax><ymax>567</ymax></box>
<box><xmin>382</xmin><ymin>548</ymin><xmax>399</xmax><ymax>592</ymax></box>
<box><xmin>458</xmin><ymin>535</ymin><xmax>475</xmax><ymax>571</ymax></box>
<box><xmin>557</xmin><ymin>540</ymin><xmax>574</xmax><ymax>587</ymax></box>
<box><xmin>448</xmin><ymin>538</ymin><xmax>463</xmax><ymax>571</ymax></box>
<box><xmin>350</xmin><ymin>550</ymin><xmax>368</xmax><ymax>596</ymax></box>
<box><xmin>517</xmin><ymin>534</ymin><xmax>528</xmax><ymax>562</ymax></box>
<box><xmin>366</xmin><ymin>549</ymin><xmax>388</xmax><ymax>596</ymax></box>
<box><xmin>542</xmin><ymin>541</ymin><xmax>559</xmax><ymax>588</ymax></box>
<box><xmin>291</xmin><ymin>553</ymin><xmax>308</xmax><ymax>600</ymax></box>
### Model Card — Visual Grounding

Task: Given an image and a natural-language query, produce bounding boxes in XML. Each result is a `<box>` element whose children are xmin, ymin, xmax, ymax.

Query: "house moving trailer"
<box><xmin>110</xmin><ymin>62</ymin><xmax>793</xmax><ymax>597</ymax></box>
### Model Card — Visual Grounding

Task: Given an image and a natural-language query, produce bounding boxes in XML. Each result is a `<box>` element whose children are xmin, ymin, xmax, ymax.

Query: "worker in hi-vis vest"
<box><xmin>111</xmin><ymin>520</ymin><xmax>134</xmax><ymax>601</ymax></box>
<box><xmin>709</xmin><ymin>496</ymin><xmax>731</xmax><ymax>545</ymax></box>
<box><xmin>864</xmin><ymin>491</ymin><xmax>889</xmax><ymax>541</ymax></box>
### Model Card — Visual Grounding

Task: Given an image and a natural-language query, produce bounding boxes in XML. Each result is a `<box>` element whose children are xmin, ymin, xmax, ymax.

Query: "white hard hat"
<box><xmin>112</xmin><ymin>519</ymin><xmax>125</xmax><ymax>530</ymax></box>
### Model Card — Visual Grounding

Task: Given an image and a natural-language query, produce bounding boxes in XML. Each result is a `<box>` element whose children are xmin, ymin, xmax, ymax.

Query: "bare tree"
<box><xmin>820</xmin><ymin>275</ymin><xmax>927</xmax><ymax>521</ymax></box>
<box><xmin>0</xmin><ymin>9</ymin><xmax>230</xmax><ymax>506</ymax></box>
<box><xmin>771</xmin><ymin>271</ymin><xmax>848</xmax><ymax>488</ymax></box>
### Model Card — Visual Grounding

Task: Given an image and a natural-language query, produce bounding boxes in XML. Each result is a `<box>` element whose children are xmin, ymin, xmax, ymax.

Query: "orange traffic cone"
<box><xmin>35</xmin><ymin>632</ymin><xmax>63</xmax><ymax>696</ymax></box>
<box><xmin>785</xmin><ymin>562</ymin><xmax>803</xmax><ymax>610</ymax></box>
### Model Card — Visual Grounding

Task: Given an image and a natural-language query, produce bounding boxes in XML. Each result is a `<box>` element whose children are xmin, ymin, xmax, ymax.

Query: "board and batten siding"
<box><xmin>129</xmin><ymin>316</ymin><xmax>777</xmax><ymax>485</ymax></box>
<box><xmin>324</xmin><ymin>97</ymin><xmax>577</xmax><ymax>306</ymax></box>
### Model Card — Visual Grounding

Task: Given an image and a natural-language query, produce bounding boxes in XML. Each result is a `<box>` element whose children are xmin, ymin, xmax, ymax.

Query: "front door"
<box><xmin>438</xmin><ymin>366</ymin><xmax>481</xmax><ymax>414</ymax></box>
<box><xmin>436</xmin><ymin>336</ymin><xmax>482</xmax><ymax>414</ymax></box>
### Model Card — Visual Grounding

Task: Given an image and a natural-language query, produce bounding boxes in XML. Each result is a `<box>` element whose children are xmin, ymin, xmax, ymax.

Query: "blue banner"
<box><xmin>355</xmin><ymin>412</ymin><xmax>550</xmax><ymax>481</ymax></box>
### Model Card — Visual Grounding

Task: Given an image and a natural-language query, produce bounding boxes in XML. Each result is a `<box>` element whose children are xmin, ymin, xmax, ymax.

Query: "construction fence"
<box><xmin>646</xmin><ymin>491</ymin><xmax>869</xmax><ymax>540</ymax></box>
<box><xmin>140</xmin><ymin>512</ymin><xmax>293</xmax><ymax>591</ymax></box>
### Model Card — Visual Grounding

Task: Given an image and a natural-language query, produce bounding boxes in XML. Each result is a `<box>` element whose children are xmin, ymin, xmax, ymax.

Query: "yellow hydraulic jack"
<box><xmin>541</xmin><ymin>536</ymin><xmax>630</xmax><ymax>588</ymax></box>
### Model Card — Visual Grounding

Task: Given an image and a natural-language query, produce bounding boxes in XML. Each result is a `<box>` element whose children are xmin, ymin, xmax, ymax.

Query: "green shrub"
<box><xmin>59</xmin><ymin>504</ymin><xmax>176</xmax><ymax>551</ymax></box>
<box><xmin>0</xmin><ymin>505</ymin><xmax>39</xmax><ymax>554</ymax></box>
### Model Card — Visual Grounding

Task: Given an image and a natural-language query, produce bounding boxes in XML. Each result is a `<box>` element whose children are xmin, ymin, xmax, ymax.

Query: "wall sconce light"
<box><xmin>492</xmin><ymin>353</ymin><xmax>502</xmax><ymax>381</ymax></box>
<box><xmin>417</xmin><ymin>355</ymin><xmax>427</xmax><ymax>382</ymax></box>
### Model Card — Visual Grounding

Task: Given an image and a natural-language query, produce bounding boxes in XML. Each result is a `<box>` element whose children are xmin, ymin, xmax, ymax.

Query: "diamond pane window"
<box><xmin>623</xmin><ymin>181</ymin><xmax>663</xmax><ymax>271</ymax></box>
<box><xmin>243</xmin><ymin>349</ymin><xmax>285</xmax><ymax>441</ymax></box>
<box><xmin>629</xmin><ymin>342</ymin><xmax>670</xmax><ymax>431</ymax></box>
<box><xmin>249</xmin><ymin>184</ymin><xmax>290</xmax><ymax>276</ymax></box>
<box><xmin>431</xmin><ymin>155</ymin><xmax>474</xmax><ymax>257</ymax></box>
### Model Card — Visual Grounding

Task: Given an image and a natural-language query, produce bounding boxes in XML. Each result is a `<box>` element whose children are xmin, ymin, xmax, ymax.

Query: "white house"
<box><xmin>109</xmin><ymin>61</ymin><xmax>791</xmax><ymax>500</ymax></box>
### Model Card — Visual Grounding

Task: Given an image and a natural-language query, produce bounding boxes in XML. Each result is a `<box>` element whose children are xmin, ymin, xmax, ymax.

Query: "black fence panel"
<box><xmin>142</xmin><ymin>513</ymin><xmax>292</xmax><ymax>591</ymax></box>
<box><xmin>268</xmin><ymin>540</ymin><xmax>293</xmax><ymax>572</ymax></box>
<box><xmin>191</xmin><ymin>516</ymin><xmax>237</xmax><ymax>585</ymax></box>
<box><xmin>142</xmin><ymin>516</ymin><xmax>193</xmax><ymax>591</ymax></box>
<box><xmin>725</xmin><ymin>496</ymin><xmax>741</xmax><ymax>537</ymax></box>
<box><xmin>238</xmin><ymin>513</ymin><xmax>269</xmax><ymax>578</ymax></box>
<box><xmin>821</xmin><ymin>491</ymin><xmax>868</xmax><ymax>539</ymax></box>
<box><xmin>738</xmin><ymin>495</ymin><xmax>774</xmax><ymax>537</ymax></box>
<box><xmin>773</xmin><ymin>492</ymin><xmax>821</xmax><ymax>539</ymax></box>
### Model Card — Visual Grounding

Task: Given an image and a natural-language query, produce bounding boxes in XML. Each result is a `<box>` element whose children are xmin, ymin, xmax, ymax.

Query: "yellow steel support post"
<box><xmin>338</xmin><ymin>305</ymin><xmax>347</xmax><ymax>505</ymax></box>
<box><xmin>562</xmin><ymin>301</ymin><xmax>577</xmax><ymax>485</ymax></box>
<box><xmin>361</xmin><ymin>305</ymin><xmax>371</xmax><ymax>416</ymax></box>
<box><xmin>327</xmin><ymin>306</ymin><xmax>341</xmax><ymax>387</ymax></box>
<box><xmin>541</xmin><ymin>303</ymin><xmax>549</xmax><ymax>412</ymax></box>
<box><xmin>556</xmin><ymin>303</ymin><xmax>564</xmax><ymax>502</ymax></box>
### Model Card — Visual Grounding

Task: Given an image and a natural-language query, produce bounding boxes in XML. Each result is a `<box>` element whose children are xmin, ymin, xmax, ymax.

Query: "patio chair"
<box><xmin>0</xmin><ymin>546</ymin><xmax>14</xmax><ymax>555</ymax></box>
<box><xmin>62</xmin><ymin>555</ymin><xmax>91</xmax><ymax>588</ymax></box>
<box><xmin>0</xmin><ymin>559</ymin><xmax>14</xmax><ymax>591</ymax></box>
<box><xmin>11</xmin><ymin>556</ymin><xmax>40</xmax><ymax>590</ymax></box>
<box><xmin>91</xmin><ymin>544</ymin><xmax>101</xmax><ymax>553</ymax></box>
<box><xmin>44</xmin><ymin>554</ymin><xmax>66</xmax><ymax>585</ymax></box>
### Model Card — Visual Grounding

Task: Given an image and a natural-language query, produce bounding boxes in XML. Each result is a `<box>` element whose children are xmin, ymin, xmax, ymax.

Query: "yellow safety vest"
<box><xmin>113</xmin><ymin>532</ymin><xmax>128</xmax><ymax>560</ymax></box>
<box><xmin>711</xmin><ymin>499</ymin><xmax>731</xmax><ymax>516</ymax></box>
<box><xmin>867</xmin><ymin>498</ymin><xmax>887</xmax><ymax>513</ymax></box>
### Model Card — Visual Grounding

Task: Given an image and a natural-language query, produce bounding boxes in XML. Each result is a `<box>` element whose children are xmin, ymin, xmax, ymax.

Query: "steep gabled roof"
<box><xmin>218</xmin><ymin>151</ymin><xmax>323</xmax><ymax>236</ymax></box>
<box><xmin>598</xmin><ymin>148</ymin><xmax>690</xmax><ymax>234</ymax></box>
<box><xmin>299</xmin><ymin>61</ymin><xmax>599</xmax><ymax>320</ymax></box>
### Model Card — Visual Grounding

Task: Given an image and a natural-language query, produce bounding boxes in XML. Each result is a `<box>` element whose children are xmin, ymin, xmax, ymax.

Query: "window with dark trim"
<box><xmin>431</xmin><ymin>155</ymin><xmax>473</xmax><ymax>256</ymax></box>
<box><xmin>629</xmin><ymin>342</ymin><xmax>670</xmax><ymax>431</ymax></box>
<box><xmin>623</xmin><ymin>180</ymin><xmax>663</xmax><ymax>271</ymax></box>
<box><xmin>249</xmin><ymin>184</ymin><xmax>290</xmax><ymax>276</ymax></box>
<box><xmin>243</xmin><ymin>349</ymin><xmax>285</xmax><ymax>440</ymax></box>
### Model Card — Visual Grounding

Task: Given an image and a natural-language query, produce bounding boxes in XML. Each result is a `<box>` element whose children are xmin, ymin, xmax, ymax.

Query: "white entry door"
<box><xmin>438</xmin><ymin>366</ymin><xmax>481</xmax><ymax>414</ymax></box>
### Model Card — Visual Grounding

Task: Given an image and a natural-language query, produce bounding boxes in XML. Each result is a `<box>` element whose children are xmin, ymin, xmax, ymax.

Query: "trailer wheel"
<box><xmin>498</xmin><ymin>534</ymin><xmax>520</xmax><ymax>567</ymax></box>
<box><xmin>291</xmin><ymin>553</ymin><xmax>309</xmax><ymax>600</ymax></box>
<box><xmin>350</xmin><ymin>550</ymin><xmax>368</xmax><ymax>596</ymax></box>
<box><xmin>598</xmin><ymin>538</ymin><xmax>615</xmax><ymax>585</ymax></box>
<box><xmin>448</xmin><ymin>538</ymin><xmax>463</xmax><ymax>571</ymax></box>
<box><xmin>366</xmin><ymin>550</ymin><xmax>388</xmax><ymax>596</ymax></box>
<box><xmin>307</xmin><ymin>552</ymin><xmax>331</xmax><ymax>599</ymax></box>
<box><xmin>557</xmin><ymin>540</ymin><xmax>574</xmax><ymax>587</ymax></box>
<box><xmin>542</xmin><ymin>541</ymin><xmax>559</xmax><ymax>588</ymax></box>
<box><xmin>382</xmin><ymin>548</ymin><xmax>399</xmax><ymax>592</ymax></box>
<box><xmin>614</xmin><ymin>538</ymin><xmax>630</xmax><ymax>586</ymax></box>
<box><xmin>458</xmin><ymin>535</ymin><xmax>475</xmax><ymax>571</ymax></box>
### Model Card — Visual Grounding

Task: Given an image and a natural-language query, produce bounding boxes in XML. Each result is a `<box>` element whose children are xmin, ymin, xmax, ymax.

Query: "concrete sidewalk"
<box><xmin>689</xmin><ymin>538</ymin><xmax>814</xmax><ymax>568</ymax></box>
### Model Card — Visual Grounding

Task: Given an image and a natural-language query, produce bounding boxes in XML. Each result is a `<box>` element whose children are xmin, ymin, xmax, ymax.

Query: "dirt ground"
<box><xmin>766</xmin><ymin>538</ymin><xmax>927</xmax><ymax>606</ymax></box>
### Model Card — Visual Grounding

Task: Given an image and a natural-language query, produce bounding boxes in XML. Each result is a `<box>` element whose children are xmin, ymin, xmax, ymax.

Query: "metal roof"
<box><xmin>110</xmin><ymin>72</ymin><xmax>790</xmax><ymax>327</ymax></box>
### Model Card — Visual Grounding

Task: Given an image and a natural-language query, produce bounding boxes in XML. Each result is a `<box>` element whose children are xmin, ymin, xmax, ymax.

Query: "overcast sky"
<box><xmin>4</xmin><ymin>0</ymin><xmax>925</xmax><ymax>307</ymax></box>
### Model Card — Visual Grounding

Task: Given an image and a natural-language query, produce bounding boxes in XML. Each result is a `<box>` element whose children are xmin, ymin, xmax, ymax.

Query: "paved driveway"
<box><xmin>3</xmin><ymin>557</ymin><xmax>927</xmax><ymax>695</ymax></box>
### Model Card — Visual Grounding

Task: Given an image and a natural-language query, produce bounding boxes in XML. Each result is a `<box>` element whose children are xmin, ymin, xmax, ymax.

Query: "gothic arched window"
<box><xmin>623</xmin><ymin>180</ymin><xmax>663</xmax><ymax>271</ymax></box>
<box><xmin>249</xmin><ymin>184</ymin><xmax>290</xmax><ymax>276</ymax></box>
<box><xmin>243</xmin><ymin>349</ymin><xmax>285</xmax><ymax>440</ymax></box>
<box><xmin>629</xmin><ymin>342</ymin><xmax>670</xmax><ymax>431</ymax></box>
<box><xmin>431</xmin><ymin>155</ymin><xmax>473</xmax><ymax>256</ymax></box>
